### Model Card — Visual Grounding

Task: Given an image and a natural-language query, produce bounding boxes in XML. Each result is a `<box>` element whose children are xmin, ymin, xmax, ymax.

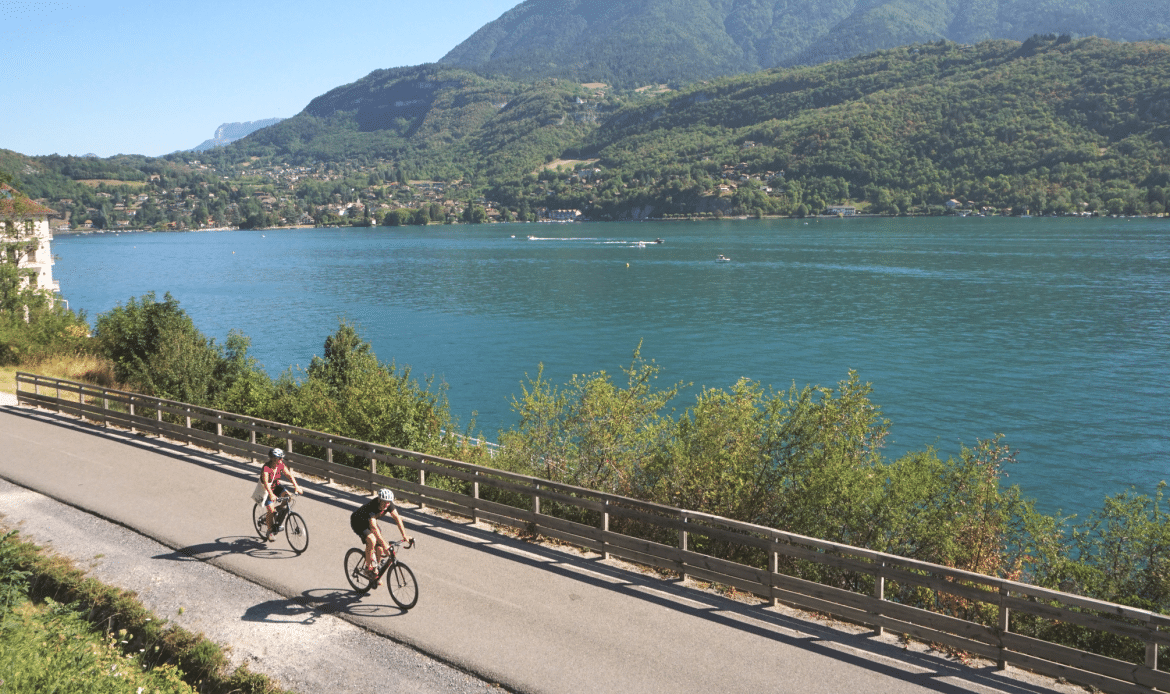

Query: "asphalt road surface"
<box><xmin>0</xmin><ymin>402</ymin><xmax>1077</xmax><ymax>694</ymax></box>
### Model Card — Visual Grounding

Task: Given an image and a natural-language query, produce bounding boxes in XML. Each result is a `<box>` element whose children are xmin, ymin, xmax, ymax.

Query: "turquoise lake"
<box><xmin>52</xmin><ymin>216</ymin><xmax>1170</xmax><ymax>518</ymax></box>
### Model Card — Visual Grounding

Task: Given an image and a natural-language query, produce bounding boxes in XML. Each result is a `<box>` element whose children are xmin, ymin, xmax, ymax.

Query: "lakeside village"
<box><xmin>33</xmin><ymin>155</ymin><xmax>1161</xmax><ymax>237</ymax></box>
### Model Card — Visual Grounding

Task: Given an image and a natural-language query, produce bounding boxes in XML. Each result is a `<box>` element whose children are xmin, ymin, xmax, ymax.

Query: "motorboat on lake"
<box><xmin>716</xmin><ymin>254</ymin><xmax>731</xmax><ymax>262</ymax></box>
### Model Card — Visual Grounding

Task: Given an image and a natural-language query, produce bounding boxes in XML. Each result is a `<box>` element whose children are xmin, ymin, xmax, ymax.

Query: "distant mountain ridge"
<box><xmin>191</xmin><ymin>118</ymin><xmax>285</xmax><ymax>152</ymax></box>
<box><xmin>438</xmin><ymin>0</ymin><xmax>1170</xmax><ymax>85</ymax></box>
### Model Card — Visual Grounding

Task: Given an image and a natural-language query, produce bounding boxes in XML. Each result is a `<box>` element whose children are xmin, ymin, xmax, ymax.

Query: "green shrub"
<box><xmin>93</xmin><ymin>292</ymin><xmax>262</xmax><ymax>407</ymax></box>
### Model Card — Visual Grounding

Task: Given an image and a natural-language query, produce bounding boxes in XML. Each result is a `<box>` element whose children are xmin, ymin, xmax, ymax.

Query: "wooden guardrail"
<box><xmin>13</xmin><ymin>372</ymin><xmax>1167</xmax><ymax>694</ymax></box>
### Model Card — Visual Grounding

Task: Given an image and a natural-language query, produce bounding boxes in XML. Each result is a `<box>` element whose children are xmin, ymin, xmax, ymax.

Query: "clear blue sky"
<box><xmin>2</xmin><ymin>0</ymin><xmax>519</xmax><ymax>158</ymax></box>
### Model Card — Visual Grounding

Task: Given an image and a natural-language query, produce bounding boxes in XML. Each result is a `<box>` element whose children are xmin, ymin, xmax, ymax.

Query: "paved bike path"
<box><xmin>0</xmin><ymin>404</ymin><xmax>1072</xmax><ymax>694</ymax></box>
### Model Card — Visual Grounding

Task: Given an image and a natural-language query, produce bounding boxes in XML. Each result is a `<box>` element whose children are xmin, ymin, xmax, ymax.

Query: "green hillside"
<box><xmin>439</xmin><ymin>0</ymin><xmax>1170</xmax><ymax>85</ymax></box>
<box><xmin>218</xmin><ymin>65</ymin><xmax>615</xmax><ymax>181</ymax></box>
<box><xmin>496</xmin><ymin>36</ymin><xmax>1170</xmax><ymax>218</ymax></box>
<box><xmin>5</xmin><ymin>36</ymin><xmax>1170</xmax><ymax>226</ymax></box>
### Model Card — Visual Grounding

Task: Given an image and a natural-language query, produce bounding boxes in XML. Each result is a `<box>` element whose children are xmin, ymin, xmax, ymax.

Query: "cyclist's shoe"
<box><xmin>273</xmin><ymin>525</ymin><xmax>283</xmax><ymax>532</ymax></box>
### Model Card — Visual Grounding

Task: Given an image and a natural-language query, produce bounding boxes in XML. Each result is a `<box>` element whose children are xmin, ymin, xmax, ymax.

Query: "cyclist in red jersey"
<box><xmin>261</xmin><ymin>447</ymin><xmax>302</xmax><ymax>542</ymax></box>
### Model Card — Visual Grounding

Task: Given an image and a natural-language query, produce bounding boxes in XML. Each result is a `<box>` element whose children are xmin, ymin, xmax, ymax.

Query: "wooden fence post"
<box><xmin>184</xmin><ymin>407</ymin><xmax>192</xmax><ymax>444</ymax></box>
<box><xmin>601</xmin><ymin>500</ymin><xmax>610</xmax><ymax>560</ymax></box>
<box><xmin>770</xmin><ymin>544</ymin><xmax>780</xmax><ymax>607</ymax></box>
<box><xmin>998</xmin><ymin>586</ymin><xmax>1011</xmax><ymax>670</ymax></box>
<box><xmin>419</xmin><ymin>467</ymin><xmax>427</xmax><ymax>510</ymax></box>
<box><xmin>873</xmin><ymin>561</ymin><xmax>886</xmax><ymax>636</ymax></box>
<box><xmin>102</xmin><ymin>389</ymin><xmax>109</xmax><ymax>427</ymax></box>
<box><xmin>679</xmin><ymin>514</ymin><xmax>689</xmax><ymax>582</ymax></box>
<box><xmin>215</xmin><ymin>414</ymin><xmax>223</xmax><ymax>452</ymax></box>
<box><xmin>1147</xmin><ymin>626</ymin><xmax>1159</xmax><ymax>672</ymax></box>
<box><xmin>472</xmin><ymin>470</ymin><xmax>480</xmax><ymax>523</ymax></box>
<box><xmin>128</xmin><ymin>400</ymin><xmax>135</xmax><ymax>434</ymax></box>
<box><xmin>249</xmin><ymin>430</ymin><xmax>257</xmax><ymax>463</ymax></box>
<box><xmin>531</xmin><ymin>484</ymin><xmax>540</xmax><ymax>533</ymax></box>
<box><xmin>326</xmin><ymin>440</ymin><xmax>334</xmax><ymax>485</ymax></box>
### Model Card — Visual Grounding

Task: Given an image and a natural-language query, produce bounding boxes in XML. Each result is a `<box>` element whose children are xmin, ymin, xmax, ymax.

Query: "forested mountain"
<box><xmin>439</xmin><ymin>0</ymin><xmax>1170</xmax><ymax>85</ymax></box>
<box><xmin>5</xmin><ymin>36</ymin><xmax>1170</xmax><ymax>228</ymax></box>
<box><xmin>534</xmin><ymin>36</ymin><xmax>1170</xmax><ymax>218</ymax></box>
<box><xmin>219</xmin><ymin>64</ymin><xmax>615</xmax><ymax>180</ymax></box>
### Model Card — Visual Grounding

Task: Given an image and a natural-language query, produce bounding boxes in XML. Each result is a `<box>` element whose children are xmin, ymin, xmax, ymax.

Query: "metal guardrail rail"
<box><xmin>14</xmin><ymin>372</ymin><xmax>1167</xmax><ymax>694</ymax></box>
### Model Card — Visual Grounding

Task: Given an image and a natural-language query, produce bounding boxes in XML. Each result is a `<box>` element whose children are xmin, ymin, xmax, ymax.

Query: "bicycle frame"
<box><xmin>372</xmin><ymin>540</ymin><xmax>406</xmax><ymax>577</ymax></box>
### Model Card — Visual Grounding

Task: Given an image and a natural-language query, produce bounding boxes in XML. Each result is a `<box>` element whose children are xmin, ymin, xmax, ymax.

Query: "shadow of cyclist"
<box><xmin>300</xmin><ymin>587</ymin><xmax>409</xmax><ymax>618</ymax></box>
<box><xmin>154</xmin><ymin>535</ymin><xmax>301</xmax><ymax>562</ymax></box>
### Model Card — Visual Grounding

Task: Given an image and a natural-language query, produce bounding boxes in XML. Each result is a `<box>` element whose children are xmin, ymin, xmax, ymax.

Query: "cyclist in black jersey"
<box><xmin>350</xmin><ymin>488</ymin><xmax>411</xmax><ymax>587</ymax></box>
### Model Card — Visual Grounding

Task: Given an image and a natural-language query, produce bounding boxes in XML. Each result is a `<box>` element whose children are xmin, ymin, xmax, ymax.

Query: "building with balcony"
<box><xmin>1</xmin><ymin>184</ymin><xmax>58</xmax><ymax>295</ymax></box>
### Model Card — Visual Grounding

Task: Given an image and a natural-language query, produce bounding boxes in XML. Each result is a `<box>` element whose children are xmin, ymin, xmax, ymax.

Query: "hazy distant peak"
<box><xmin>191</xmin><ymin>118</ymin><xmax>285</xmax><ymax>152</ymax></box>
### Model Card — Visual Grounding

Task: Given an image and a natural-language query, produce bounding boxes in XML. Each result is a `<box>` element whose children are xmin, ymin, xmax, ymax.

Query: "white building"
<box><xmin>1</xmin><ymin>184</ymin><xmax>58</xmax><ymax>294</ymax></box>
<box><xmin>545</xmin><ymin>209</ymin><xmax>582</xmax><ymax>221</ymax></box>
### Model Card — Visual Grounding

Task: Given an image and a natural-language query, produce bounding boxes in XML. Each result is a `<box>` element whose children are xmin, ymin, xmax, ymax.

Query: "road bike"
<box><xmin>344</xmin><ymin>539</ymin><xmax>418</xmax><ymax>609</ymax></box>
<box><xmin>252</xmin><ymin>495</ymin><xmax>309</xmax><ymax>555</ymax></box>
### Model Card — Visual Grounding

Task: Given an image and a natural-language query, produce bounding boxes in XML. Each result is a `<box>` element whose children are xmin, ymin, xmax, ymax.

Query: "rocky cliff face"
<box><xmin>190</xmin><ymin>118</ymin><xmax>285</xmax><ymax>151</ymax></box>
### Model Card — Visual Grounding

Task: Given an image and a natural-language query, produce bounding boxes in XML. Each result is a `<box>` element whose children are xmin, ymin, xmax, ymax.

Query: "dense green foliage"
<box><xmin>90</xmin><ymin>294</ymin><xmax>462</xmax><ymax>458</ymax></box>
<box><xmin>0</xmin><ymin>295</ymin><xmax>90</xmax><ymax>366</ymax></box>
<box><xmin>495</xmin><ymin>349</ymin><xmax>1168</xmax><ymax>663</ymax></box>
<box><xmin>439</xmin><ymin>0</ymin><xmax>1170</xmax><ymax>86</ymax></box>
<box><xmin>261</xmin><ymin>320</ymin><xmax>458</xmax><ymax>459</ymax></box>
<box><xmin>93</xmin><ymin>292</ymin><xmax>254</xmax><ymax>406</ymax></box>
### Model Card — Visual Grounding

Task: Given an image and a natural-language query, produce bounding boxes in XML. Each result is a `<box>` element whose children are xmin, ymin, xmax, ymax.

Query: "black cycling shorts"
<box><xmin>264</xmin><ymin>483</ymin><xmax>289</xmax><ymax>507</ymax></box>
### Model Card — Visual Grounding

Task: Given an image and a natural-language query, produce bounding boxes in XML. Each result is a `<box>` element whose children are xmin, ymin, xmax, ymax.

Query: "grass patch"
<box><xmin>76</xmin><ymin>179</ymin><xmax>147</xmax><ymax>189</ymax></box>
<box><xmin>0</xmin><ymin>353</ymin><xmax>120</xmax><ymax>395</ymax></box>
<box><xmin>0</xmin><ymin>530</ymin><xmax>284</xmax><ymax>694</ymax></box>
<box><xmin>0</xmin><ymin>599</ymin><xmax>196</xmax><ymax>693</ymax></box>
<box><xmin>540</xmin><ymin>158</ymin><xmax>599</xmax><ymax>172</ymax></box>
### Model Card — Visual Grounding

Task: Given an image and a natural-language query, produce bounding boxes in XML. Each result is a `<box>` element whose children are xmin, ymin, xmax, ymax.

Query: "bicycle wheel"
<box><xmin>344</xmin><ymin>548</ymin><xmax>374</xmax><ymax>594</ymax></box>
<box><xmin>252</xmin><ymin>503</ymin><xmax>269</xmax><ymax>538</ymax></box>
<box><xmin>387</xmin><ymin>561</ymin><xmax>418</xmax><ymax>609</ymax></box>
<box><xmin>285</xmin><ymin>512</ymin><xmax>309</xmax><ymax>554</ymax></box>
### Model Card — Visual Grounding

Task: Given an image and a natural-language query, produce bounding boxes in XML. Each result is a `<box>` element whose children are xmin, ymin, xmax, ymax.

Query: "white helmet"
<box><xmin>269</xmin><ymin>447</ymin><xmax>284</xmax><ymax>459</ymax></box>
<box><xmin>378</xmin><ymin>488</ymin><xmax>395</xmax><ymax>503</ymax></box>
